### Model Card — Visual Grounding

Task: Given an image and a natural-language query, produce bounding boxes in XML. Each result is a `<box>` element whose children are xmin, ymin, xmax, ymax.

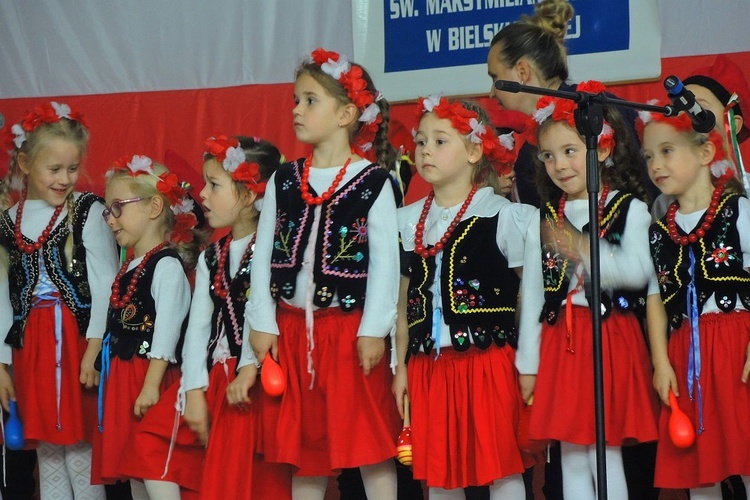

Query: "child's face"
<box><xmin>104</xmin><ymin>177</ymin><xmax>151</xmax><ymax>250</ymax></box>
<box><xmin>292</xmin><ymin>73</ymin><xmax>345</xmax><ymax>146</ymax></box>
<box><xmin>642</xmin><ymin>122</ymin><xmax>709</xmax><ymax>197</ymax></box>
<box><xmin>538</xmin><ymin>122</ymin><xmax>588</xmax><ymax>200</ymax></box>
<box><xmin>498</xmin><ymin>169</ymin><xmax>516</xmax><ymax>197</ymax></box>
<box><xmin>414</xmin><ymin>113</ymin><xmax>478</xmax><ymax>190</ymax></box>
<box><xmin>19</xmin><ymin>138</ymin><xmax>80</xmax><ymax>205</ymax></box>
<box><xmin>200</xmin><ymin>159</ymin><xmax>251</xmax><ymax>230</ymax></box>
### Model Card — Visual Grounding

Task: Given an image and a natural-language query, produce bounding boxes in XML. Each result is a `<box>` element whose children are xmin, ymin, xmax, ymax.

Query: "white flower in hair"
<box><xmin>223</xmin><ymin>146</ymin><xmax>246</xmax><ymax>173</ymax></box>
<box><xmin>51</xmin><ymin>102</ymin><xmax>71</xmax><ymax>119</ymax></box>
<box><xmin>11</xmin><ymin>124</ymin><xmax>26</xmax><ymax>149</ymax></box>
<box><xmin>360</xmin><ymin>142</ymin><xmax>373</xmax><ymax>152</ymax></box>
<box><xmin>422</xmin><ymin>94</ymin><xmax>442</xmax><ymax>113</ymax></box>
<box><xmin>499</xmin><ymin>131</ymin><xmax>515</xmax><ymax>151</ymax></box>
<box><xmin>637</xmin><ymin>99</ymin><xmax>660</xmax><ymax>126</ymax></box>
<box><xmin>533</xmin><ymin>102</ymin><xmax>555</xmax><ymax>124</ymax></box>
<box><xmin>359</xmin><ymin>103</ymin><xmax>380</xmax><ymax>124</ymax></box>
<box><xmin>598</xmin><ymin>122</ymin><xmax>614</xmax><ymax>141</ymax></box>
<box><xmin>128</xmin><ymin>155</ymin><xmax>154</xmax><ymax>174</ymax></box>
<box><xmin>321</xmin><ymin>55</ymin><xmax>350</xmax><ymax>80</ymax></box>
<box><xmin>9</xmin><ymin>175</ymin><xmax>24</xmax><ymax>192</ymax></box>
<box><xmin>467</xmin><ymin>118</ymin><xmax>486</xmax><ymax>144</ymax></box>
<box><xmin>172</xmin><ymin>197</ymin><xmax>195</xmax><ymax>215</ymax></box>
<box><xmin>710</xmin><ymin>159</ymin><xmax>736</xmax><ymax>178</ymax></box>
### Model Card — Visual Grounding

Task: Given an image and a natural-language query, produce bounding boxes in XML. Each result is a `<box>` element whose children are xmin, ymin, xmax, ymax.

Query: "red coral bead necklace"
<box><xmin>557</xmin><ymin>184</ymin><xmax>610</xmax><ymax>238</ymax></box>
<box><xmin>413</xmin><ymin>184</ymin><xmax>478</xmax><ymax>259</ymax></box>
<box><xmin>212</xmin><ymin>234</ymin><xmax>256</xmax><ymax>300</ymax></box>
<box><xmin>666</xmin><ymin>174</ymin><xmax>730</xmax><ymax>246</ymax></box>
<box><xmin>110</xmin><ymin>241</ymin><xmax>169</xmax><ymax>309</ymax></box>
<box><xmin>14</xmin><ymin>193</ymin><xmax>66</xmax><ymax>254</ymax></box>
<box><xmin>300</xmin><ymin>154</ymin><xmax>352</xmax><ymax>205</ymax></box>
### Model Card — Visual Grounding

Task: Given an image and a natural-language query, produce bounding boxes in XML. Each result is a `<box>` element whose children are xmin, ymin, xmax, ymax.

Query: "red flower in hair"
<box><xmin>171</xmin><ymin>212</ymin><xmax>198</xmax><ymax>244</ymax></box>
<box><xmin>157</xmin><ymin>173</ymin><xmax>186</xmax><ymax>205</ymax></box>
<box><xmin>311</xmin><ymin>48</ymin><xmax>340</xmax><ymax>66</ymax></box>
<box><xmin>22</xmin><ymin>103</ymin><xmax>57</xmax><ymax>131</ymax></box>
<box><xmin>205</xmin><ymin>135</ymin><xmax>239</xmax><ymax>161</ymax></box>
<box><xmin>1</xmin><ymin>126</ymin><xmax>14</xmax><ymax>152</ymax></box>
<box><xmin>578</xmin><ymin>80</ymin><xmax>607</xmax><ymax>94</ymax></box>
<box><xmin>339</xmin><ymin>65</ymin><xmax>372</xmax><ymax>109</ymax></box>
<box><xmin>232</xmin><ymin>162</ymin><xmax>267</xmax><ymax>195</ymax></box>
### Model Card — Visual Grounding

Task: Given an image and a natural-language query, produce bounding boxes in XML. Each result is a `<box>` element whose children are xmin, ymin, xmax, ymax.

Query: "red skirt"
<box><xmin>11</xmin><ymin>300</ymin><xmax>98</xmax><ymax>446</ymax></box>
<box><xmin>118</xmin><ymin>378</ymin><xmax>203</xmax><ymax>492</ymax></box>
<box><xmin>407</xmin><ymin>345</ymin><xmax>525</xmax><ymax>489</ymax></box>
<box><xmin>655</xmin><ymin>311</ymin><xmax>750</xmax><ymax>488</ymax></box>
<box><xmin>202</xmin><ymin>357</ymin><xmax>292</xmax><ymax>500</ymax></box>
<box><xmin>529</xmin><ymin>307</ymin><xmax>659</xmax><ymax>445</ymax></box>
<box><xmin>91</xmin><ymin>356</ymin><xmax>179</xmax><ymax>484</ymax></box>
<box><xmin>258</xmin><ymin>304</ymin><xmax>400</xmax><ymax>476</ymax></box>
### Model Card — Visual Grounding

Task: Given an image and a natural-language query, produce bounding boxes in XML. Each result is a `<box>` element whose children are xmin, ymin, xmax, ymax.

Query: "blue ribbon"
<box><xmin>32</xmin><ymin>293</ymin><xmax>63</xmax><ymax>431</ymax></box>
<box><xmin>686</xmin><ymin>248</ymin><xmax>704</xmax><ymax>434</ymax></box>
<box><xmin>98</xmin><ymin>334</ymin><xmax>111</xmax><ymax>432</ymax></box>
<box><xmin>432</xmin><ymin>252</ymin><xmax>443</xmax><ymax>359</ymax></box>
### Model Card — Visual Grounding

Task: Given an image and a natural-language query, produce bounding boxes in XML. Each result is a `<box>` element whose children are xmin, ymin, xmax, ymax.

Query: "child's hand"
<box><xmin>357</xmin><ymin>336</ymin><xmax>385</xmax><ymax>376</ymax></box>
<box><xmin>134</xmin><ymin>384</ymin><xmax>160</xmax><ymax>417</ymax></box>
<box><xmin>250</xmin><ymin>330</ymin><xmax>278</xmax><ymax>363</ymax></box>
<box><xmin>184</xmin><ymin>389</ymin><xmax>209</xmax><ymax>446</ymax></box>
<box><xmin>542</xmin><ymin>219</ymin><xmax>582</xmax><ymax>262</ymax></box>
<box><xmin>226</xmin><ymin>365</ymin><xmax>258</xmax><ymax>406</ymax></box>
<box><xmin>0</xmin><ymin>365</ymin><xmax>16</xmax><ymax>412</ymax></box>
<box><xmin>653</xmin><ymin>362</ymin><xmax>679</xmax><ymax>406</ymax></box>
<box><xmin>392</xmin><ymin>365</ymin><xmax>408</xmax><ymax>419</ymax></box>
<box><xmin>518</xmin><ymin>374</ymin><xmax>536</xmax><ymax>403</ymax></box>
<box><xmin>742</xmin><ymin>341</ymin><xmax>750</xmax><ymax>383</ymax></box>
<box><xmin>80</xmin><ymin>339</ymin><xmax>102</xmax><ymax>389</ymax></box>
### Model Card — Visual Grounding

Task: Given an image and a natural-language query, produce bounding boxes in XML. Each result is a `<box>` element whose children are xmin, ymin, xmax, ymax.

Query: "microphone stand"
<box><xmin>495</xmin><ymin>80</ymin><xmax>673</xmax><ymax>500</ymax></box>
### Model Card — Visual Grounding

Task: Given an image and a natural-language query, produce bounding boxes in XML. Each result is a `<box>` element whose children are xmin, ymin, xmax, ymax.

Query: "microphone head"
<box><xmin>494</xmin><ymin>80</ymin><xmax>521</xmax><ymax>93</ymax></box>
<box><xmin>664</xmin><ymin>75</ymin><xmax>683</xmax><ymax>95</ymax></box>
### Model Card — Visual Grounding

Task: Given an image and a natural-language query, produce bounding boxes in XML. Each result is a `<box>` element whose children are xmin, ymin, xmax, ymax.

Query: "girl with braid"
<box><xmin>0</xmin><ymin>102</ymin><xmax>119</xmax><ymax>499</ymax></box>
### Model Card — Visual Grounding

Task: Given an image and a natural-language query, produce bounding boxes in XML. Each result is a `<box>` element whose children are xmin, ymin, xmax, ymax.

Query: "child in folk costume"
<box><xmin>0</xmin><ymin>102</ymin><xmax>118</xmax><ymax>499</ymax></box>
<box><xmin>232</xmin><ymin>48</ymin><xmax>401</xmax><ymax>499</ymax></box>
<box><xmin>517</xmin><ymin>81</ymin><xmax>659</xmax><ymax>500</ymax></box>
<box><xmin>640</xmin><ymin>102</ymin><xmax>750</xmax><ymax>499</ymax></box>
<box><xmin>179</xmin><ymin>135</ymin><xmax>291</xmax><ymax>498</ymax></box>
<box><xmin>92</xmin><ymin>155</ymin><xmax>202</xmax><ymax>499</ymax></box>
<box><xmin>394</xmin><ymin>95</ymin><xmax>533</xmax><ymax>499</ymax></box>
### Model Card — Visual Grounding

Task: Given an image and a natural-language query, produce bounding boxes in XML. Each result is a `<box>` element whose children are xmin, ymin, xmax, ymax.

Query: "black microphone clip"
<box><xmin>664</xmin><ymin>75</ymin><xmax>716</xmax><ymax>133</ymax></box>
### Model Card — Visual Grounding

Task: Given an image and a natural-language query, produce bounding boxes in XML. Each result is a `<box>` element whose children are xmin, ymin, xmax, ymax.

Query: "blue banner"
<box><xmin>383</xmin><ymin>0</ymin><xmax>630</xmax><ymax>73</ymax></box>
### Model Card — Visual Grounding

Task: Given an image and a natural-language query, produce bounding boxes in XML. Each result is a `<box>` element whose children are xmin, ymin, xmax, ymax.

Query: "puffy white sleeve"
<box><xmin>516</xmin><ymin>209</ymin><xmax>544</xmax><ymax>375</ymax></box>
<box><xmin>180</xmin><ymin>251</ymin><xmax>212</xmax><ymax>391</ymax></box>
<box><xmin>0</xmin><ymin>247</ymin><xmax>12</xmax><ymax>364</ymax></box>
<box><xmin>582</xmin><ymin>198</ymin><xmax>653</xmax><ymax>291</ymax></box>
<box><xmin>245</xmin><ymin>173</ymin><xmax>279</xmax><ymax>336</ymax></box>
<box><xmin>82</xmin><ymin>200</ymin><xmax>120</xmax><ymax>339</ymax></box>
<box><xmin>357</xmin><ymin>180</ymin><xmax>399</xmax><ymax>338</ymax></box>
<box><xmin>496</xmin><ymin>201</ymin><xmax>536</xmax><ymax>268</ymax></box>
<box><xmin>149</xmin><ymin>257</ymin><xmax>191</xmax><ymax>363</ymax></box>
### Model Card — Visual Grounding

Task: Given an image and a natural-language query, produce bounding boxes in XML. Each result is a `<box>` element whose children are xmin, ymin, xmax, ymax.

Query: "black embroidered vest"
<box><xmin>0</xmin><ymin>193</ymin><xmax>100</xmax><ymax>348</ymax></box>
<box><xmin>103</xmin><ymin>249</ymin><xmax>187</xmax><ymax>362</ymax></box>
<box><xmin>650</xmin><ymin>194</ymin><xmax>750</xmax><ymax>331</ymax></box>
<box><xmin>540</xmin><ymin>192</ymin><xmax>647</xmax><ymax>325</ymax></box>
<box><xmin>405</xmin><ymin>214</ymin><xmax>519</xmax><ymax>360</ymax></box>
<box><xmin>269</xmin><ymin>159</ymin><xmax>390</xmax><ymax>311</ymax></box>
<box><xmin>205</xmin><ymin>235</ymin><xmax>253</xmax><ymax>368</ymax></box>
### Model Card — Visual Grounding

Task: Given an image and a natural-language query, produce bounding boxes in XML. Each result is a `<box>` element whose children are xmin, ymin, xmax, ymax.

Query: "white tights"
<box><xmin>37</xmin><ymin>442</ymin><xmax>104</xmax><ymax>500</ymax></box>
<box><xmin>428</xmin><ymin>475</ymin><xmax>525</xmax><ymax>500</ymax></box>
<box><xmin>291</xmin><ymin>459</ymin><xmax>397</xmax><ymax>500</ymax></box>
<box><xmin>559</xmin><ymin>442</ymin><xmax>627</xmax><ymax>500</ymax></box>
<box><xmin>129</xmin><ymin>479</ymin><xmax>181</xmax><ymax>500</ymax></box>
<box><xmin>689</xmin><ymin>476</ymin><xmax>750</xmax><ymax>500</ymax></box>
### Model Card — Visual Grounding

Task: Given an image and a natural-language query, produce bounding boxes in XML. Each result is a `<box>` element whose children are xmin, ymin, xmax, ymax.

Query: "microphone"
<box><xmin>664</xmin><ymin>75</ymin><xmax>716</xmax><ymax>133</ymax></box>
<box><xmin>494</xmin><ymin>80</ymin><xmax>522</xmax><ymax>93</ymax></box>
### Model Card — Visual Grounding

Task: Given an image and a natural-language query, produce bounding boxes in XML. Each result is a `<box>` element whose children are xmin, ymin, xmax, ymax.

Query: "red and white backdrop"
<box><xmin>0</xmin><ymin>0</ymin><xmax>748</xmax><ymax>200</ymax></box>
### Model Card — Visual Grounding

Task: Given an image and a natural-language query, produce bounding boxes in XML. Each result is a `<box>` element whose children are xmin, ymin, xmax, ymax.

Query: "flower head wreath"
<box><xmin>526</xmin><ymin>81</ymin><xmax>616</xmax><ymax>166</ymax></box>
<box><xmin>636</xmin><ymin>99</ymin><xmax>735</xmax><ymax>178</ymax></box>
<box><xmin>417</xmin><ymin>94</ymin><xmax>515</xmax><ymax>175</ymax></box>
<box><xmin>204</xmin><ymin>135</ymin><xmax>267</xmax><ymax>195</ymax></box>
<box><xmin>11</xmin><ymin>102</ymin><xmax>87</xmax><ymax>149</ymax></box>
<box><xmin>110</xmin><ymin>154</ymin><xmax>199</xmax><ymax>242</ymax></box>
<box><xmin>311</xmin><ymin>48</ymin><xmax>382</xmax><ymax>159</ymax></box>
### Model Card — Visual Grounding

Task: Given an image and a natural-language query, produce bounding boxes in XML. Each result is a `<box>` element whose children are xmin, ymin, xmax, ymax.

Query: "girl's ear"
<box><xmin>734</xmin><ymin>114</ymin><xmax>744</xmax><ymax>136</ymax></box>
<box><xmin>17</xmin><ymin>152</ymin><xmax>31</xmax><ymax>175</ymax></box>
<box><xmin>338</xmin><ymin>102</ymin><xmax>359</xmax><ymax>128</ymax></box>
<box><xmin>597</xmin><ymin>145</ymin><xmax>612</xmax><ymax>163</ymax></box>
<box><xmin>240</xmin><ymin>188</ymin><xmax>258</xmax><ymax>209</ymax></box>
<box><xmin>149</xmin><ymin>194</ymin><xmax>165</xmax><ymax>219</ymax></box>
<box><xmin>699</xmin><ymin>136</ymin><xmax>717</xmax><ymax>167</ymax></box>
<box><xmin>467</xmin><ymin>142</ymin><xmax>483</xmax><ymax>165</ymax></box>
<box><xmin>515</xmin><ymin>58</ymin><xmax>531</xmax><ymax>84</ymax></box>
